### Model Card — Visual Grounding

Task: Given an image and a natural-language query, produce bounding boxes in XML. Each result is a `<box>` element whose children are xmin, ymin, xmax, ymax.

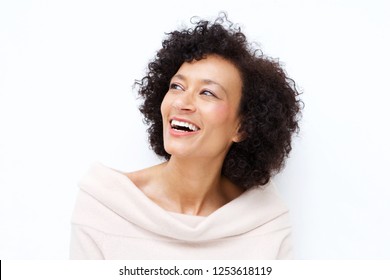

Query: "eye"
<box><xmin>201</xmin><ymin>90</ymin><xmax>217</xmax><ymax>98</ymax></box>
<box><xmin>169</xmin><ymin>83</ymin><xmax>184</xmax><ymax>91</ymax></box>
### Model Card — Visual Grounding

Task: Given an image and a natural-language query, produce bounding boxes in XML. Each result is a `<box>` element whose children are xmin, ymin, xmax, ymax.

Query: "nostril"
<box><xmin>172</xmin><ymin>102</ymin><xmax>196</xmax><ymax>112</ymax></box>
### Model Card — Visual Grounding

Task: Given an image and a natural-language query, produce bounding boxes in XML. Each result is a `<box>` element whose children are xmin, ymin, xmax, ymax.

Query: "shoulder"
<box><xmin>71</xmin><ymin>162</ymin><xmax>138</xmax><ymax>224</ymax></box>
<box><xmin>230</xmin><ymin>179</ymin><xmax>291</xmax><ymax>227</ymax></box>
<box><xmin>250</xmin><ymin>180</ymin><xmax>290</xmax><ymax>212</ymax></box>
<box><xmin>71</xmin><ymin>162</ymin><xmax>130</xmax><ymax>227</ymax></box>
<box><xmin>77</xmin><ymin>162</ymin><xmax>163</xmax><ymax>192</ymax></box>
<box><xmin>71</xmin><ymin>162</ymin><xmax>161</xmax><ymax>233</ymax></box>
<box><xmin>125</xmin><ymin>164</ymin><xmax>156</xmax><ymax>191</ymax></box>
<box><xmin>125</xmin><ymin>162</ymin><xmax>166</xmax><ymax>191</ymax></box>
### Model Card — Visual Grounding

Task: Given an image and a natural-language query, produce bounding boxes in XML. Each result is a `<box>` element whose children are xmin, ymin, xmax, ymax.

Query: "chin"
<box><xmin>164</xmin><ymin>148</ymin><xmax>190</xmax><ymax>159</ymax></box>
<box><xmin>163</xmin><ymin>138</ymin><xmax>191</xmax><ymax>157</ymax></box>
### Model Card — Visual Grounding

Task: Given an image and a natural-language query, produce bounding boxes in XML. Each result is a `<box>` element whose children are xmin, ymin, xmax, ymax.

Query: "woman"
<box><xmin>70</xmin><ymin>14</ymin><xmax>302</xmax><ymax>259</ymax></box>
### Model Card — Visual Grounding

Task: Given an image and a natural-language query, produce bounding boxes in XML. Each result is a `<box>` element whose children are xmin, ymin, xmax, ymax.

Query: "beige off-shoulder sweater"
<box><xmin>70</xmin><ymin>163</ymin><xmax>293</xmax><ymax>259</ymax></box>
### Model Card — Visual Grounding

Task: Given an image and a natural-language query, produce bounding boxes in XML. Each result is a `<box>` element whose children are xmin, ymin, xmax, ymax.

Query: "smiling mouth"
<box><xmin>170</xmin><ymin>119</ymin><xmax>200</xmax><ymax>132</ymax></box>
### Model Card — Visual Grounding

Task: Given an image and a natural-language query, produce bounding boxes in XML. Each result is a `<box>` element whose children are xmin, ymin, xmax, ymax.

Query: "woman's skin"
<box><xmin>127</xmin><ymin>55</ymin><xmax>244</xmax><ymax>216</ymax></box>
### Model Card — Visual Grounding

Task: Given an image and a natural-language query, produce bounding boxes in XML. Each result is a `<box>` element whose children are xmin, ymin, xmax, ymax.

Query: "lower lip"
<box><xmin>169</xmin><ymin>126</ymin><xmax>200</xmax><ymax>137</ymax></box>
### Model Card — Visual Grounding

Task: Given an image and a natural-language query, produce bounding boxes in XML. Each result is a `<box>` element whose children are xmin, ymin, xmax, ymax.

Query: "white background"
<box><xmin>0</xmin><ymin>0</ymin><xmax>389</xmax><ymax>259</ymax></box>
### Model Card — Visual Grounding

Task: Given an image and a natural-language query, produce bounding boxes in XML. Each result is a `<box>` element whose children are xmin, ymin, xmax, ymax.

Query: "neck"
<box><xmin>160</xmin><ymin>155</ymin><xmax>227</xmax><ymax>216</ymax></box>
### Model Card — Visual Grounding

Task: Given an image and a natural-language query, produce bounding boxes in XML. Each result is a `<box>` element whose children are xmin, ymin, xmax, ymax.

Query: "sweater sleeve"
<box><xmin>69</xmin><ymin>224</ymin><xmax>105</xmax><ymax>259</ymax></box>
<box><xmin>276</xmin><ymin>229</ymin><xmax>293</xmax><ymax>259</ymax></box>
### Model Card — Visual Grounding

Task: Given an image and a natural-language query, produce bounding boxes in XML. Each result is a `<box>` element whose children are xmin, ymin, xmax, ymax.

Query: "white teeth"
<box><xmin>171</xmin><ymin>119</ymin><xmax>199</xmax><ymax>131</ymax></box>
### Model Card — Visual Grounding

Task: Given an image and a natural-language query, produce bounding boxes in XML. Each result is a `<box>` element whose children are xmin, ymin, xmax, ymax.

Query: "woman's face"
<box><xmin>160</xmin><ymin>54</ymin><xmax>242</xmax><ymax>161</ymax></box>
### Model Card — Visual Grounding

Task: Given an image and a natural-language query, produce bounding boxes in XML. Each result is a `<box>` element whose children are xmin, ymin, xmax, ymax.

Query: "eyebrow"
<box><xmin>172</xmin><ymin>74</ymin><xmax>228</xmax><ymax>94</ymax></box>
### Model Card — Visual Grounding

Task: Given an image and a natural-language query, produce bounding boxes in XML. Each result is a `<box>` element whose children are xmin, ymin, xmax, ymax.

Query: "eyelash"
<box><xmin>169</xmin><ymin>83</ymin><xmax>217</xmax><ymax>98</ymax></box>
<box><xmin>200</xmin><ymin>90</ymin><xmax>216</xmax><ymax>97</ymax></box>
<box><xmin>169</xmin><ymin>83</ymin><xmax>183</xmax><ymax>90</ymax></box>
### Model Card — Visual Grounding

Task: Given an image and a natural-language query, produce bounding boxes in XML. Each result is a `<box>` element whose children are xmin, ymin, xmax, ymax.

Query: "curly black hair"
<box><xmin>136</xmin><ymin>14</ymin><xmax>303</xmax><ymax>190</ymax></box>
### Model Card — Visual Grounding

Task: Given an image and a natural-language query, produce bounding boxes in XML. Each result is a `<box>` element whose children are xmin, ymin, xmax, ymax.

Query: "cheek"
<box><xmin>204</xmin><ymin>103</ymin><xmax>232</xmax><ymax>125</ymax></box>
<box><xmin>160</xmin><ymin>95</ymin><xmax>170</xmax><ymax>117</ymax></box>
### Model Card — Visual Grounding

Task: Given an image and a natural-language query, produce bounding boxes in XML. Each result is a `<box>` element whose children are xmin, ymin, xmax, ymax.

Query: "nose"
<box><xmin>172</xmin><ymin>90</ymin><xmax>196</xmax><ymax>113</ymax></box>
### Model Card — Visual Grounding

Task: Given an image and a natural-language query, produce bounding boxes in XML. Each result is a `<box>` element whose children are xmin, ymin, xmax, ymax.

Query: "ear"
<box><xmin>232</xmin><ymin>123</ymin><xmax>246</xmax><ymax>143</ymax></box>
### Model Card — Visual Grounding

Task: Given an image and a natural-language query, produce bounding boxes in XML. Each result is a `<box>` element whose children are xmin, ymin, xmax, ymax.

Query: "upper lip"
<box><xmin>169</xmin><ymin>117</ymin><xmax>201</xmax><ymax>130</ymax></box>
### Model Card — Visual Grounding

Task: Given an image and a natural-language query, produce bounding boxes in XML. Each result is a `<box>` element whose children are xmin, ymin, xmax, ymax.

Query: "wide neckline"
<box><xmin>78</xmin><ymin>162</ymin><xmax>289</xmax><ymax>242</ymax></box>
<box><xmin>97</xmin><ymin>162</ymin><xmax>256</xmax><ymax>218</ymax></box>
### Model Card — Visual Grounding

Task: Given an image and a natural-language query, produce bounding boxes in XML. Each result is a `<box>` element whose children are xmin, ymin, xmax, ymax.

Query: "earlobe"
<box><xmin>233</xmin><ymin>133</ymin><xmax>246</xmax><ymax>143</ymax></box>
<box><xmin>232</xmin><ymin>136</ymin><xmax>240</xmax><ymax>143</ymax></box>
<box><xmin>232</xmin><ymin>124</ymin><xmax>246</xmax><ymax>143</ymax></box>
